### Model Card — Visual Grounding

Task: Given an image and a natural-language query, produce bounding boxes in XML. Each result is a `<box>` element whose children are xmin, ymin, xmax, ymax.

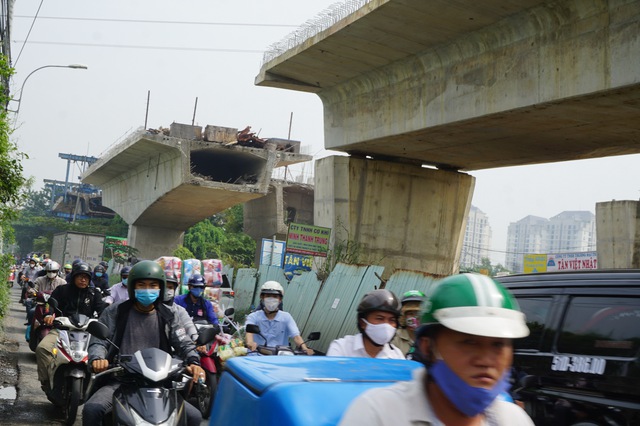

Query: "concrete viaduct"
<box><xmin>84</xmin><ymin>0</ymin><xmax>639</xmax><ymax>274</ymax></box>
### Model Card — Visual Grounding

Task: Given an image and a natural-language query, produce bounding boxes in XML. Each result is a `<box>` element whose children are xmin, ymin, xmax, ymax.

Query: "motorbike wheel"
<box><xmin>64</xmin><ymin>377</ymin><xmax>82</xmax><ymax>425</ymax></box>
<box><xmin>196</xmin><ymin>371</ymin><xmax>218</xmax><ymax>419</ymax></box>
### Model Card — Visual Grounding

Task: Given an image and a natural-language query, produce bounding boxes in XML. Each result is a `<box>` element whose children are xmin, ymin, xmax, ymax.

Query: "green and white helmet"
<box><xmin>420</xmin><ymin>273</ymin><xmax>529</xmax><ymax>339</ymax></box>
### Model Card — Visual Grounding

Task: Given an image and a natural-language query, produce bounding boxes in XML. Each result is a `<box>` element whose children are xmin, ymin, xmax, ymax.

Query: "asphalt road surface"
<box><xmin>0</xmin><ymin>284</ymin><xmax>210</xmax><ymax>425</ymax></box>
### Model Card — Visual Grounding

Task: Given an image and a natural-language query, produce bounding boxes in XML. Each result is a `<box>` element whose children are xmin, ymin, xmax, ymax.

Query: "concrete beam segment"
<box><xmin>258</xmin><ymin>0</ymin><xmax>640</xmax><ymax>170</ymax></box>
<box><xmin>315</xmin><ymin>156</ymin><xmax>474</xmax><ymax>276</ymax></box>
<box><xmin>82</xmin><ymin>128</ymin><xmax>312</xmax><ymax>256</ymax></box>
<box><xmin>596</xmin><ymin>200</ymin><xmax>640</xmax><ymax>268</ymax></box>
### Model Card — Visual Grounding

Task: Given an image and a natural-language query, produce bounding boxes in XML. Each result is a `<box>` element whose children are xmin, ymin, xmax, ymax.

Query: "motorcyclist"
<box><xmin>65</xmin><ymin>258</ymin><xmax>84</xmax><ymax>283</ymax></box>
<box><xmin>27</xmin><ymin>261</ymin><xmax>67</xmax><ymax>325</ymax></box>
<box><xmin>391</xmin><ymin>290</ymin><xmax>426</xmax><ymax>355</ymax></box>
<box><xmin>35</xmin><ymin>261</ymin><xmax>106</xmax><ymax>391</ymax></box>
<box><xmin>339</xmin><ymin>273</ymin><xmax>534</xmax><ymax>426</ymax></box>
<box><xmin>84</xmin><ymin>260</ymin><xmax>204</xmax><ymax>426</ymax></box>
<box><xmin>103</xmin><ymin>266</ymin><xmax>131</xmax><ymax>305</ymax></box>
<box><xmin>19</xmin><ymin>257</ymin><xmax>41</xmax><ymax>303</ymax></box>
<box><xmin>163</xmin><ymin>271</ymin><xmax>198</xmax><ymax>342</ymax></box>
<box><xmin>91</xmin><ymin>264</ymin><xmax>109</xmax><ymax>292</ymax></box>
<box><xmin>245</xmin><ymin>281</ymin><xmax>314</xmax><ymax>355</ymax></box>
<box><xmin>174</xmin><ymin>274</ymin><xmax>219</xmax><ymax>326</ymax></box>
<box><xmin>63</xmin><ymin>263</ymin><xmax>72</xmax><ymax>277</ymax></box>
<box><xmin>327</xmin><ymin>289</ymin><xmax>404</xmax><ymax>359</ymax></box>
<box><xmin>34</xmin><ymin>259</ymin><xmax>50</xmax><ymax>278</ymax></box>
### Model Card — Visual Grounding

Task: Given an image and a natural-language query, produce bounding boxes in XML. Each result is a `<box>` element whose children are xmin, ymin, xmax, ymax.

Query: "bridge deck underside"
<box><xmin>344</xmin><ymin>85</ymin><xmax>640</xmax><ymax>170</ymax></box>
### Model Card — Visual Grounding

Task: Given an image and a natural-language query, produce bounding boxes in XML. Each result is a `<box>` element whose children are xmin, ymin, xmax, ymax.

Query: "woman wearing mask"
<box><xmin>327</xmin><ymin>289</ymin><xmax>404</xmax><ymax>359</ymax></box>
<box><xmin>391</xmin><ymin>290</ymin><xmax>426</xmax><ymax>356</ymax></box>
<box><xmin>244</xmin><ymin>281</ymin><xmax>313</xmax><ymax>355</ymax></box>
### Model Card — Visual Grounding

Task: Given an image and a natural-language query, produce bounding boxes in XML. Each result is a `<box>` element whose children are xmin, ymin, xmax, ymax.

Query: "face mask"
<box><xmin>135</xmin><ymin>289</ymin><xmax>160</xmax><ymax>307</ymax></box>
<box><xmin>47</xmin><ymin>272</ymin><xmax>58</xmax><ymax>279</ymax></box>
<box><xmin>429</xmin><ymin>359</ymin><xmax>511</xmax><ymax>417</ymax></box>
<box><xmin>191</xmin><ymin>288</ymin><xmax>204</xmax><ymax>298</ymax></box>
<box><xmin>29</xmin><ymin>263</ymin><xmax>35</xmax><ymax>268</ymax></box>
<box><xmin>95</xmin><ymin>272</ymin><xmax>103</xmax><ymax>277</ymax></box>
<box><xmin>405</xmin><ymin>316</ymin><xmax>419</xmax><ymax>330</ymax></box>
<box><xmin>164</xmin><ymin>288</ymin><xmax>175</xmax><ymax>302</ymax></box>
<box><xmin>121</xmin><ymin>278</ymin><xmax>128</xmax><ymax>286</ymax></box>
<box><xmin>362</xmin><ymin>319</ymin><xmax>397</xmax><ymax>345</ymax></box>
<box><xmin>263</xmin><ymin>297</ymin><xmax>280</xmax><ymax>312</ymax></box>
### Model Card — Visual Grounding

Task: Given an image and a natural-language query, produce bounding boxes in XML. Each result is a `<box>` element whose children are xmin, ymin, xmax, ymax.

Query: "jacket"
<box><xmin>88</xmin><ymin>299</ymin><xmax>200</xmax><ymax>366</ymax></box>
<box><xmin>49</xmin><ymin>282</ymin><xmax>105</xmax><ymax>318</ymax></box>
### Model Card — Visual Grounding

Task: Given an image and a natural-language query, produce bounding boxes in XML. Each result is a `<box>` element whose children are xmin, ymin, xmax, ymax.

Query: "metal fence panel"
<box><xmin>384</xmin><ymin>270</ymin><xmax>437</xmax><ymax>303</ymax></box>
<box><xmin>233</xmin><ymin>268</ymin><xmax>258</xmax><ymax>313</ymax></box>
<box><xmin>284</xmin><ymin>271</ymin><xmax>322</xmax><ymax>333</ymax></box>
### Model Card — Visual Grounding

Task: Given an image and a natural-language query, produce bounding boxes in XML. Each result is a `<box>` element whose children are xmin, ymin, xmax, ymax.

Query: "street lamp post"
<box><xmin>9</xmin><ymin>64</ymin><xmax>88</xmax><ymax>116</ymax></box>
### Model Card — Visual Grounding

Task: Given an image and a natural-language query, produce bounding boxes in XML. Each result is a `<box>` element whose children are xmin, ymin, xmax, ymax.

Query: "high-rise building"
<box><xmin>505</xmin><ymin>211</ymin><xmax>596</xmax><ymax>273</ymax></box>
<box><xmin>460</xmin><ymin>206</ymin><xmax>492</xmax><ymax>269</ymax></box>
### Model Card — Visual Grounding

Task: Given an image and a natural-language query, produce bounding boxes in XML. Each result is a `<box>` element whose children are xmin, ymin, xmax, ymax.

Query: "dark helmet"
<box><xmin>165</xmin><ymin>271</ymin><xmax>179</xmax><ymax>288</ymax></box>
<box><xmin>126</xmin><ymin>260</ymin><xmax>166</xmax><ymax>301</ymax></box>
<box><xmin>356</xmin><ymin>289</ymin><xmax>401</xmax><ymax>333</ymax></box>
<box><xmin>71</xmin><ymin>258</ymin><xmax>83</xmax><ymax>267</ymax></box>
<box><xmin>99</xmin><ymin>261</ymin><xmax>109</xmax><ymax>269</ymax></box>
<box><xmin>120</xmin><ymin>266</ymin><xmax>131</xmax><ymax>277</ymax></box>
<box><xmin>187</xmin><ymin>274</ymin><xmax>206</xmax><ymax>288</ymax></box>
<box><xmin>94</xmin><ymin>265</ymin><xmax>105</xmax><ymax>274</ymax></box>
<box><xmin>70</xmin><ymin>262</ymin><xmax>92</xmax><ymax>283</ymax></box>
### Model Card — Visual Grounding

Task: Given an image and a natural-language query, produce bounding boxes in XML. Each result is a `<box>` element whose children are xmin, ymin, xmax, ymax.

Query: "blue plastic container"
<box><xmin>209</xmin><ymin>356</ymin><xmax>422</xmax><ymax>425</ymax></box>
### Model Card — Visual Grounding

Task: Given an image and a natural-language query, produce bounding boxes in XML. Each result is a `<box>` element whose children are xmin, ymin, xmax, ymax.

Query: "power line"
<box><xmin>12</xmin><ymin>40</ymin><xmax>264</xmax><ymax>53</ymax></box>
<box><xmin>13</xmin><ymin>0</ymin><xmax>44</xmax><ymax>67</ymax></box>
<box><xmin>13</xmin><ymin>15</ymin><xmax>299</xmax><ymax>28</ymax></box>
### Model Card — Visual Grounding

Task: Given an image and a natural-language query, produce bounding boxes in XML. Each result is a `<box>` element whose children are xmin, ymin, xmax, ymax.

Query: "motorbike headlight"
<box><xmin>131</xmin><ymin>407</ymin><xmax>177</xmax><ymax>425</ymax></box>
<box><xmin>71</xmin><ymin>351</ymin><xmax>86</xmax><ymax>362</ymax></box>
<box><xmin>70</xmin><ymin>341</ymin><xmax>82</xmax><ymax>352</ymax></box>
<box><xmin>277</xmin><ymin>350</ymin><xmax>295</xmax><ymax>356</ymax></box>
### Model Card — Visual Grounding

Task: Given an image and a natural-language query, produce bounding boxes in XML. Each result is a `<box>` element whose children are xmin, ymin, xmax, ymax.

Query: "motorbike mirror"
<box><xmin>224</xmin><ymin>307</ymin><xmax>235</xmax><ymax>317</ymax></box>
<box><xmin>87</xmin><ymin>321</ymin><xmax>111</xmax><ymax>340</ymax></box>
<box><xmin>48</xmin><ymin>297</ymin><xmax>61</xmax><ymax>313</ymax></box>
<box><xmin>196</xmin><ymin>326</ymin><xmax>219</xmax><ymax>346</ymax></box>
<box><xmin>307</xmin><ymin>332</ymin><xmax>321</xmax><ymax>341</ymax></box>
<box><xmin>245</xmin><ymin>324</ymin><xmax>260</xmax><ymax>334</ymax></box>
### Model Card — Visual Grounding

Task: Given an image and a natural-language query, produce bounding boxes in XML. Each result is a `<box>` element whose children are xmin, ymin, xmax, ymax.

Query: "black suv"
<box><xmin>497</xmin><ymin>270</ymin><xmax>640</xmax><ymax>425</ymax></box>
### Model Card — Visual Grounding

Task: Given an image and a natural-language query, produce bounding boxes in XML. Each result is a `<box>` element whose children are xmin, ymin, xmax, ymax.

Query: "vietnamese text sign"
<box><xmin>547</xmin><ymin>252</ymin><xmax>597</xmax><ymax>272</ymax></box>
<box><xmin>260</xmin><ymin>239</ymin><xmax>286</xmax><ymax>267</ymax></box>
<box><xmin>285</xmin><ymin>223</ymin><xmax>331</xmax><ymax>257</ymax></box>
<box><xmin>523</xmin><ymin>254</ymin><xmax>548</xmax><ymax>273</ymax></box>
<box><xmin>283</xmin><ymin>253</ymin><xmax>313</xmax><ymax>280</ymax></box>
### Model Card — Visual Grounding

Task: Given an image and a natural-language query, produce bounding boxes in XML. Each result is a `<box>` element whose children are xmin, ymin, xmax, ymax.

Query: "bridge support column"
<box><xmin>128</xmin><ymin>225</ymin><xmax>185</xmax><ymax>260</ymax></box>
<box><xmin>596</xmin><ymin>200</ymin><xmax>640</xmax><ymax>269</ymax></box>
<box><xmin>314</xmin><ymin>156</ymin><xmax>475</xmax><ymax>277</ymax></box>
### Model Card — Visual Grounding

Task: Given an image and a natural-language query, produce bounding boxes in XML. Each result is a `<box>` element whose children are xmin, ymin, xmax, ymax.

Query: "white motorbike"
<box><xmin>45</xmin><ymin>299</ymin><xmax>97</xmax><ymax>425</ymax></box>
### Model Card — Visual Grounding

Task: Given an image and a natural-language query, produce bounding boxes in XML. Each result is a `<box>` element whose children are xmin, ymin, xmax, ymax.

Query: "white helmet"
<box><xmin>45</xmin><ymin>261</ymin><xmax>61</xmax><ymax>272</ymax></box>
<box><xmin>260</xmin><ymin>280</ymin><xmax>284</xmax><ymax>297</ymax></box>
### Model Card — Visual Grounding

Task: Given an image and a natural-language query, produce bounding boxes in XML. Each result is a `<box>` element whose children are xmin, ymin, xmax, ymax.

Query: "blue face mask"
<box><xmin>429</xmin><ymin>359</ymin><xmax>511</xmax><ymax>417</ymax></box>
<box><xmin>135</xmin><ymin>289</ymin><xmax>160</xmax><ymax>307</ymax></box>
<box><xmin>191</xmin><ymin>288</ymin><xmax>204</xmax><ymax>298</ymax></box>
<box><xmin>95</xmin><ymin>272</ymin><xmax>103</xmax><ymax>277</ymax></box>
<box><xmin>121</xmin><ymin>278</ymin><xmax>128</xmax><ymax>286</ymax></box>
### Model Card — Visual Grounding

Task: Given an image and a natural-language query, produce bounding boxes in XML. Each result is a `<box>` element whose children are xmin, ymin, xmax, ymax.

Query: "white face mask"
<box><xmin>164</xmin><ymin>288</ymin><xmax>175</xmax><ymax>302</ymax></box>
<box><xmin>263</xmin><ymin>297</ymin><xmax>280</xmax><ymax>312</ymax></box>
<box><xmin>362</xmin><ymin>319</ymin><xmax>397</xmax><ymax>345</ymax></box>
<box><xmin>47</xmin><ymin>272</ymin><xmax>58</xmax><ymax>279</ymax></box>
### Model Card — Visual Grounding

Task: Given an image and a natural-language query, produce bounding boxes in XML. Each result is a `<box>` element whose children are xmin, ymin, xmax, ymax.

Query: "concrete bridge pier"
<box><xmin>315</xmin><ymin>156</ymin><xmax>475</xmax><ymax>277</ymax></box>
<box><xmin>127</xmin><ymin>225</ymin><xmax>185</xmax><ymax>260</ymax></box>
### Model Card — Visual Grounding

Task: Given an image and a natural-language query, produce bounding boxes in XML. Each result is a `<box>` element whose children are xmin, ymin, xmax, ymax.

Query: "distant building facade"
<box><xmin>460</xmin><ymin>206</ymin><xmax>492</xmax><ymax>269</ymax></box>
<box><xmin>506</xmin><ymin>211</ymin><xmax>596</xmax><ymax>273</ymax></box>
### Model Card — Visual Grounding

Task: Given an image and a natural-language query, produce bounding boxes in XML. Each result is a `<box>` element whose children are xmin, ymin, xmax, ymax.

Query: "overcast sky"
<box><xmin>9</xmin><ymin>0</ymin><xmax>640</xmax><ymax>265</ymax></box>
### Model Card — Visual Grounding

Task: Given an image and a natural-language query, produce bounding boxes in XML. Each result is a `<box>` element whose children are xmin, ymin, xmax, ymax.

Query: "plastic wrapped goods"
<box><xmin>155</xmin><ymin>256</ymin><xmax>181</xmax><ymax>283</ymax></box>
<box><xmin>202</xmin><ymin>259</ymin><xmax>223</xmax><ymax>286</ymax></box>
<box><xmin>181</xmin><ymin>259</ymin><xmax>202</xmax><ymax>285</ymax></box>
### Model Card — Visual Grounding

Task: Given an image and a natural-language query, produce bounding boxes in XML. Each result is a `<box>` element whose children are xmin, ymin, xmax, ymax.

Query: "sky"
<box><xmin>9</xmin><ymin>0</ymin><xmax>640</xmax><ymax>265</ymax></box>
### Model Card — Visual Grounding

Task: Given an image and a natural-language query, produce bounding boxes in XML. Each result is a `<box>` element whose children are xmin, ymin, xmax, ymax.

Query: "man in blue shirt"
<box><xmin>174</xmin><ymin>274</ymin><xmax>219</xmax><ymax>326</ymax></box>
<box><xmin>245</xmin><ymin>281</ymin><xmax>313</xmax><ymax>355</ymax></box>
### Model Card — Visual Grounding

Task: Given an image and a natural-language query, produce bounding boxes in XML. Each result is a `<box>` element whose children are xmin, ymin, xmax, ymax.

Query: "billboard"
<box><xmin>523</xmin><ymin>254</ymin><xmax>548</xmax><ymax>273</ymax></box>
<box><xmin>547</xmin><ymin>251</ymin><xmax>597</xmax><ymax>272</ymax></box>
<box><xmin>260</xmin><ymin>239</ymin><xmax>286</xmax><ymax>267</ymax></box>
<box><xmin>285</xmin><ymin>222</ymin><xmax>331</xmax><ymax>257</ymax></box>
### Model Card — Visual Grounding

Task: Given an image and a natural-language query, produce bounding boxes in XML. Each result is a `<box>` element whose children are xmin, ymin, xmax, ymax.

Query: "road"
<box><xmin>0</xmin><ymin>284</ymin><xmax>210</xmax><ymax>425</ymax></box>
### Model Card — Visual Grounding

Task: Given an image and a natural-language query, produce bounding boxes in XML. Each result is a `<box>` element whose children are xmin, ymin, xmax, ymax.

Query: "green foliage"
<box><xmin>315</xmin><ymin>219</ymin><xmax>363</xmax><ymax>281</ymax></box>
<box><xmin>0</xmin><ymin>253</ymin><xmax>13</xmax><ymax>317</ymax></box>
<box><xmin>0</xmin><ymin>54</ymin><xmax>27</xmax><ymax>225</ymax></box>
<box><xmin>460</xmin><ymin>257</ymin><xmax>512</xmax><ymax>277</ymax></box>
<box><xmin>173</xmin><ymin>245</ymin><xmax>195</xmax><ymax>260</ymax></box>
<box><xmin>183</xmin><ymin>206</ymin><xmax>256</xmax><ymax>269</ymax></box>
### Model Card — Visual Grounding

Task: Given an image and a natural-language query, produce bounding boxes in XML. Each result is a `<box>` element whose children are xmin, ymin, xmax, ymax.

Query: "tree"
<box><xmin>460</xmin><ymin>257</ymin><xmax>512</xmax><ymax>277</ymax></box>
<box><xmin>173</xmin><ymin>245</ymin><xmax>195</xmax><ymax>260</ymax></box>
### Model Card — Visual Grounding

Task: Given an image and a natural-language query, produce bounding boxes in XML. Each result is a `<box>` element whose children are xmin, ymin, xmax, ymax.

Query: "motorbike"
<box><xmin>191</xmin><ymin>307</ymin><xmax>243</xmax><ymax>419</ymax></box>
<box><xmin>45</xmin><ymin>298</ymin><xmax>98</xmax><ymax>425</ymax></box>
<box><xmin>86</xmin><ymin>320</ymin><xmax>218</xmax><ymax>425</ymax></box>
<box><xmin>245</xmin><ymin>323</ymin><xmax>321</xmax><ymax>356</ymax></box>
<box><xmin>28</xmin><ymin>291</ymin><xmax>54</xmax><ymax>352</ymax></box>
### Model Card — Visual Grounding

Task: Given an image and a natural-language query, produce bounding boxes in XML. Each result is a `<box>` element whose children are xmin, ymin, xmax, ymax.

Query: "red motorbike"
<box><xmin>28</xmin><ymin>292</ymin><xmax>54</xmax><ymax>352</ymax></box>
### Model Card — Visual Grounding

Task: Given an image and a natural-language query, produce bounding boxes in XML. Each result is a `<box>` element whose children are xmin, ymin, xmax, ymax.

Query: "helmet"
<box><xmin>70</xmin><ymin>262</ymin><xmax>92</xmax><ymax>282</ymax></box>
<box><xmin>94</xmin><ymin>265</ymin><xmax>105</xmax><ymax>273</ymax></box>
<box><xmin>64</xmin><ymin>263</ymin><xmax>72</xmax><ymax>270</ymax></box>
<box><xmin>419</xmin><ymin>273</ymin><xmax>529</xmax><ymax>339</ymax></box>
<box><xmin>260</xmin><ymin>281</ymin><xmax>284</xmax><ymax>297</ymax></box>
<box><xmin>99</xmin><ymin>261</ymin><xmax>109</xmax><ymax>269</ymax></box>
<box><xmin>401</xmin><ymin>290</ymin><xmax>425</xmax><ymax>305</ymax></box>
<box><xmin>357</xmin><ymin>289</ymin><xmax>401</xmax><ymax>317</ymax></box>
<box><xmin>120</xmin><ymin>266</ymin><xmax>131</xmax><ymax>277</ymax></box>
<box><xmin>165</xmin><ymin>271</ymin><xmax>179</xmax><ymax>288</ymax></box>
<box><xmin>126</xmin><ymin>260</ymin><xmax>166</xmax><ymax>301</ymax></box>
<box><xmin>188</xmin><ymin>274</ymin><xmax>206</xmax><ymax>288</ymax></box>
<box><xmin>71</xmin><ymin>259</ymin><xmax>83</xmax><ymax>267</ymax></box>
<box><xmin>45</xmin><ymin>261</ymin><xmax>60</xmax><ymax>272</ymax></box>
